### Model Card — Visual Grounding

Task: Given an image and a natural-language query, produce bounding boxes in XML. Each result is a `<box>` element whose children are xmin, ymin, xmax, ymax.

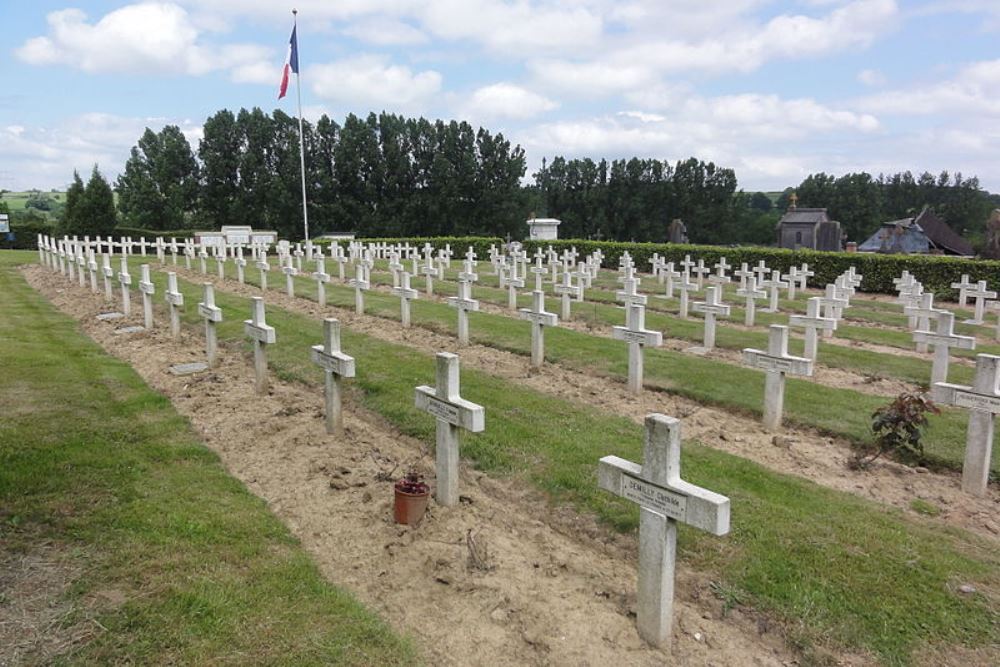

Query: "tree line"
<box><xmin>115</xmin><ymin>109</ymin><xmax>528</xmax><ymax>240</ymax></box>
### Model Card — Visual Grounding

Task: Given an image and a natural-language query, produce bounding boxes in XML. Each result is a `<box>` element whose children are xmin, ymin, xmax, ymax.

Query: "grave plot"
<box><xmin>28</xmin><ymin>259</ymin><xmax>999</xmax><ymax>666</ymax></box>
<box><xmin>170</xmin><ymin>257</ymin><xmax>995</xmax><ymax>474</ymax></box>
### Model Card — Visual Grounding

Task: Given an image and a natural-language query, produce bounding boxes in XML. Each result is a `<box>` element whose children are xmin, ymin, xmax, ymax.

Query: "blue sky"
<box><xmin>2</xmin><ymin>1</ymin><xmax>1000</xmax><ymax>193</ymax></box>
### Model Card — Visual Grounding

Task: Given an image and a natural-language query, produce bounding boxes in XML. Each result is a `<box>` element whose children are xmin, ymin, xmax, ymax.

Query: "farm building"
<box><xmin>857</xmin><ymin>206</ymin><xmax>973</xmax><ymax>256</ymax></box>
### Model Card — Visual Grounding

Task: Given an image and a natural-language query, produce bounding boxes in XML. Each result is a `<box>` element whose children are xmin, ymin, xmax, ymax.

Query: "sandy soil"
<box><xmin>24</xmin><ymin>265</ymin><xmax>806</xmax><ymax>667</ymax></box>
<box><xmin>140</xmin><ymin>263</ymin><xmax>1000</xmax><ymax>542</ymax></box>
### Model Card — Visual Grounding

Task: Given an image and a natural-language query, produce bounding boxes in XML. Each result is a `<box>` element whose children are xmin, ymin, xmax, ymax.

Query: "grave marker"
<box><xmin>447</xmin><ymin>278</ymin><xmax>480</xmax><ymax>346</ymax></box>
<box><xmin>788</xmin><ymin>297</ymin><xmax>837</xmax><ymax>361</ymax></box>
<box><xmin>283</xmin><ymin>256</ymin><xmax>299</xmax><ymax>297</ymax></box>
<box><xmin>244</xmin><ymin>297</ymin><xmax>276</xmax><ymax>394</ymax></box>
<box><xmin>743</xmin><ymin>325</ymin><xmax>814</xmax><ymax>430</ymax></box>
<box><xmin>690</xmin><ymin>285</ymin><xmax>730</xmax><ymax>351</ymax></box>
<box><xmin>612</xmin><ymin>304</ymin><xmax>662</xmax><ymax>393</ymax></box>
<box><xmin>392</xmin><ymin>270</ymin><xmax>419</xmax><ymax>327</ymax></box>
<box><xmin>313</xmin><ymin>257</ymin><xmax>330</xmax><ymax>306</ymax></box>
<box><xmin>914</xmin><ymin>310</ymin><xmax>975</xmax><ymax>385</ymax></box>
<box><xmin>932</xmin><ymin>354</ymin><xmax>1000</xmax><ymax>495</ymax></box>
<box><xmin>311</xmin><ymin>318</ymin><xmax>356</xmax><ymax>435</ymax></box>
<box><xmin>165</xmin><ymin>272</ymin><xmax>184</xmax><ymax>339</ymax></box>
<box><xmin>197</xmin><ymin>283</ymin><xmax>223</xmax><ymax>367</ymax></box>
<box><xmin>736</xmin><ymin>276</ymin><xmax>766</xmax><ymax>327</ymax></box>
<box><xmin>963</xmin><ymin>281</ymin><xmax>996</xmax><ymax>325</ymax></box>
<box><xmin>349</xmin><ymin>264</ymin><xmax>370</xmax><ymax>315</ymax></box>
<box><xmin>138</xmin><ymin>264</ymin><xmax>155</xmax><ymax>329</ymax></box>
<box><xmin>415</xmin><ymin>353</ymin><xmax>485</xmax><ymax>506</ymax></box>
<box><xmin>597</xmin><ymin>414</ymin><xmax>730</xmax><ymax>648</ymax></box>
<box><xmin>519</xmin><ymin>290</ymin><xmax>558</xmax><ymax>367</ymax></box>
<box><xmin>117</xmin><ymin>256</ymin><xmax>132</xmax><ymax>317</ymax></box>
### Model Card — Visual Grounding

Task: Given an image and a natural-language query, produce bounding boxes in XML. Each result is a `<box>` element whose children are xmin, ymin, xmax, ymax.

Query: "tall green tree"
<box><xmin>60</xmin><ymin>170</ymin><xmax>86</xmax><ymax>234</ymax></box>
<box><xmin>72</xmin><ymin>165</ymin><xmax>117</xmax><ymax>236</ymax></box>
<box><xmin>117</xmin><ymin>126</ymin><xmax>199</xmax><ymax>230</ymax></box>
<box><xmin>198</xmin><ymin>110</ymin><xmax>242</xmax><ymax>228</ymax></box>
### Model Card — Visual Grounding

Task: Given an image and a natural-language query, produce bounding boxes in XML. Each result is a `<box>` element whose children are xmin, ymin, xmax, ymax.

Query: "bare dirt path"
<box><xmin>24</xmin><ymin>265</ymin><xmax>804</xmax><ymax>667</ymax></box>
<box><xmin>148</xmin><ymin>264</ymin><xmax>1000</xmax><ymax>542</ymax></box>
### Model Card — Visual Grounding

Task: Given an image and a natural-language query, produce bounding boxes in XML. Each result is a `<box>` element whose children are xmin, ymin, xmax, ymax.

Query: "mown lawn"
<box><xmin>0</xmin><ymin>251</ymin><xmax>418</xmax><ymax>666</ymax></box>
<box><xmin>110</xmin><ymin>255</ymin><xmax>998</xmax><ymax>666</ymax></box>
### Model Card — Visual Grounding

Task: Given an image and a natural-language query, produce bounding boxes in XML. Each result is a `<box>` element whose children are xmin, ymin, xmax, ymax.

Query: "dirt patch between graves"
<box><xmin>148</xmin><ymin>263</ymin><xmax>1000</xmax><ymax>543</ymax></box>
<box><xmin>23</xmin><ymin>266</ymin><xmax>803</xmax><ymax>667</ymax></box>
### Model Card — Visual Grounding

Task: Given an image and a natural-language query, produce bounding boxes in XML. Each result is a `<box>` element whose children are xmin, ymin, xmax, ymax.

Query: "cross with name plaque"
<box><xmin>448</xmin><ymin>278</ymin><xmax>480</xmax><ymax>346</ymax></box>
<box><xmin>117</xmin><ymin>256</ymin><xmax>133</xmax><ymax>317</ymax></box>
<box><xmin>519</xmin><ymin>290</ymin><xmax>559</xmax><ymax>367</ymax></box>
<box><xmin>932</xmin><ymin>353</ymin><xmax>1000</xmax><ymax>495</ymax></box>
<box><xmin>197</xmin><ymin>283</ymin><xmax>223</xmax><ymax>367</ymax></box>
<box><xmin>311</xmin><ymin>318</ymin><xmax>356</xmax><ymax>435</ymax></box>
<box><xmin>598</xmin><ymin>414</ymin><xmax>730</xmax><ymax>648</ymax></box>
<box><xmin>101</xmin><ymin>253</ymin><xmax>114</xmax><ymax>301</ymax></box>
<box><xmin>165</xmin><ymin>272</ymin><xmax>184</xmax><ymax>339</ymax></box>
<box><xmin>613</xmin><ymin>303</ymin><xmax>662</xmax><ymax>393</ymax></box>
<box><xmin>244</xmin><ymin>297</ymin><xmax>277</xmax><ymax>394</ymax></box>
<box><xmin>788</xmin><ymin>296</ymin><xmax>837</xmax><ymax>360</ymax></box>
<box><xmin>914</xmin><ymin>310</ymin><xmax>975</xmax><ymax>385</ymax></box>
<box><xmin>743</xmin><ymin>325</ymin><xmax>814</xmax><ymax>430</ymax></box>
<box><xmin>736</xmin><ymin>275</ymin><xmax>767</xmax><ymax>327</ymax></box>
<box><xmin>964</xmin><ymin>280</ymin><xmax>996</xmax><ymax>325</ymax></box>
<box><xmin>691</xmin><ymin>285</ymin><xmax>730</xmax><ymax>351</ymax></box>
<box><xmin>138</xmin><ymin>264</ymin><xmax>155</xmax><ymax>329</ymax></box>
<box><xmin>392</xmin><ymin>270</ymin><xmax>419</xmax><ymax>327</ymax></box>
<box><xmin>415</xmin><ymin>353</ymin><xmax>485</xmax><ymax>507</ymax></box>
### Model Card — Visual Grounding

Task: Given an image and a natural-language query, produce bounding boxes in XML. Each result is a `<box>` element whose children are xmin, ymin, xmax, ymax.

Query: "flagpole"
<box><xmin>292</xmin><ymin>9</ymin><xmax>310</xmax><ymax>253</ymax></box>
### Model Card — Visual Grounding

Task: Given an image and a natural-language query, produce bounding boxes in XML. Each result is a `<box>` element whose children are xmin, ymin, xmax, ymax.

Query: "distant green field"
<box><xmin>1</xmin><ymin>190</ymin><xmax>66</xmax><ymax>217</ymax></box>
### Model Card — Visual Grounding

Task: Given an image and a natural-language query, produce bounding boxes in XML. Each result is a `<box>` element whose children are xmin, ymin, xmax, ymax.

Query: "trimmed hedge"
<box><xmin>1</xmin><ymin>219</ymin><xmax>57</xmax><ymax>250</ymax></box>
<box><xmin>347</xmin><ymin>236</ymin><xmax>1000</xmax><ymax>299</ymax></box>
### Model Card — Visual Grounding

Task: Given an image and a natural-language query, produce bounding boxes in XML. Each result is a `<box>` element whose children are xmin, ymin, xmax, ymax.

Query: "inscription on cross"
<box><xmin>244</xmin><ymin>297</ymin><xmax>277</xmax><ymax>395</ymax></box>
<box><xmin>414</xmin><ymin>353</ymin><xmax>486</xmax><ymax>507</ymax></box>
<box><xmin>311</xmin><ymin>318</ymin><xmax>356</xmax><ymax>435</ymax></box>
<box><xmin>932</xmin><ymin>354</ymin><xmax>1000</xmax><ymax>495</ymax></box>
<box><xmin>598</xmin><ymin>414</ymin><xmax>730</xmax><ymax>648</ymax></box>
<box><xmin>613</xmin><ymin>303</ymin><xmax>663</xmax><ymax>393</ymax></box>
<box><xmin>743</xmin><ymin>325</ymin><xmax>814</xmax><ymax>430</ymax></box>
<box><xmin>197</xmin><ymin>283</ymin><xmax>223</xmax><ymax>367</ymax></box>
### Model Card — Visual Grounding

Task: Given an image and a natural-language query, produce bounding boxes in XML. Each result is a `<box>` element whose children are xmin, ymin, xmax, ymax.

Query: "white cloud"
<box><xmin>858</xmin><ymin>59</ymin><xmax>1000</xmax><ymax>116</ymax></box>
<box><xmin>0</xmin><ymin>113</ymin><xmax>202</xmax><ymax>191</ymax></box>
<box><xmin>16</xmin><ymin>3</ymin><xmax>270</xmax><ymax>77</ymax></box>
<box><xmin>308</xmin><ymin>55</ymin><xmax>442</xmax><ymax>113</ymax></box>
<box><xmin>858</xmin><ymin>68</ymin><xmax>887</xmax><ymax>86</ymax></box>
<box><xmin>343</xmin><ymin>18</ymin><xmax>428</xmax><ymax>46</ymax></box>
<box><xmin>460</xmin><ymin>83</ymin><xmax>557</xmax><ymax>121</ymax></box>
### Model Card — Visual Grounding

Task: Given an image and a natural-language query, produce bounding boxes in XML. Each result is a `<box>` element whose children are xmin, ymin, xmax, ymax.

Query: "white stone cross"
<box><xmin>676</xmin><ymin>274</ymin><xmax>698</xmax><ymax>318</ymax></box>
<box><xmin>87</xmin><ymin>249</ymin><xmax>99</xmax><ymax>293</ymax></box>
<box><xmin>679</xmin><ymin>255</ymin><xmax>695</xmax><ymax>280</ymax></box>
<box><xmin>964</xmin><ymin>280</ymin><xmax>996</xmax><ymax>325</ymax></box>
<box><xmin>951</xmin><ymin>274</ymin><xmax>974</xmax><ymax>306</ymax></box>
<box><xmin>256</xmin><ymin>252</ymin><xmax>270</xmax><ymax>291</ymax></box>
<box><xmin>903</xmin><ymin>292</ymin><xmax>937</xmax><ymax>353</ymax></box>
<box><xmin>613</xmin><ymin>303</ymin><xmax>662</xmax><ymax>393</ymax></box>
<box><xmin>743</xmin><ymin>325</ymin><xmax>813</xmax><ymax>430</ymax></box>
<box><xmin>797</xmin><ymin>263</ymin><xmax>814</xmax><ymax>292</ymax></box>
<box><xmin>616</xmin><ymin>277</ymin><xmax>648</xmax><ymax>309</ymax></box>
<box><xmin>215</xmin><ymin>248</ymin><xmax>226</xmax><ymax>280</ymax></box>
<box><xmin>530</xmin><ymin>250</ymin><xmax>549</xmax><ymax>291</ymax></box>
<box><xmin>235</xmin><ymin>246</ymin><xmax>247</xmax><ymax>284</ymax></box>
<box><xmin>519</xmin><ymin>290</ymin><xmax>559</xmax><ymax>367</ymax></box>
<box><xmin>553</xmin><ymin>270</ymin><xmax>581</xmax><ymax>320</ymax></box>
<box><xmin>752</xmin><ymin>260</ymin><xmax>770</xmax><ymax>284</ymax></box>
<box><xmin>165</xmin><ymin>272</ymin><xmax>184</xmax><ymax>339</ymax></box>
<box><xmin>421</xmin><ymin>247</ymin><xmax>440</xmax><ymax>296</ymax></box>
<box><xmin>458</xmin><ymin>257</ymin><xmax>479</xmax><ymax>285</ymax></box>
<box><xmin>138</xmin><ymin>264</ymin><xmax>155</xmax><ymax>329</ymax></box>
<box><xmin>914</xmin><ymin>310</ymin><xmax>975</xmax><ymax>385</ymax></box>
<box><xmin>75</xmin><ymin>246</ymin><xmax>87</xmax><ymax>288</ymax></box>
<box><xmin>349</xmin><ymin>263</ymin><xmax>370</xmax><ymax>315</ymax></box>
<box><xmin>198</xmin><ymin>247</ymin><xmax>208</xmax><ymax>274</ymax></box>
<box><xmin>734</xmin><ymin>262</ymin><xmax>753</xmax><ymax>291</ymax></box>
<box><xmin>505</xmin><ymin>257</ymin><xmax>525</xmax><ymax>310</ymax></box>
<box><xmin>311</xmin><ymin>317</ymin><xmax>356</xmax><ymax>435</ymax></box>
<box><xmin>760</xmin><ymin>270</ymin><xmax>789</xmax><ymax>313</ymax></box>
<box><xmin>691</xmin><ymin>259</ymin><xmax>710</xmax><ymax>289</ymax></box>
<box><xmin>736</xmin><ymin>276</ymin><xmax>766</xmax><ymax>327</ymax></box>
<box><xmin>660</xmin><ymin>262</ymin><xmax>680</xmax><ymax>299</ymax></box>
<box><xmin>782</xmin><ymin>267</ymin><xmax>800</xmax><ymax>300</ymax></box>
<box><xmin>818</xmin><ymin>284</ymin><xmax>849</xmax><ymax>337</ymax></box>
<box><xmin>244</xmin><ymin>297</ymin><xmax>277</xmax><ymax>394</ymax></box>
<box><xmin>117</xmin><ymin>256</ymin><xmax>133</xmax><ymax>317</ymax></box>
<box><xmin>789</xmin><ymin>297</ymin><xmax>837</xmax><ymax>361</ymax></box>
<box><xmin>414</xmin><ymin>352</ymin><xmax>485</xmax><ymax>507</ymax></box>
<box><xmin>691</xmin><ymin>285</ymin><xmax>730</xmax><ymax>350</ymax></box>
<box><xmin>932</xmin><ymin>353</ymin><xmax>1000</xmax><ymax>495</ymax></box>
<box><xmin>597</xmin><ymin>414</ymin><xmax>730</xmax><ymax>648</ymax></box>
<box><xmin>313</xmin><ymin>257</ymin><xmax>330</xmax><ymax>307</ymax></box>
<box><xmin>283</xmin><ymin>256</ymin><xmax>299</xmax><ymax>297</ymax></box>
<box><xmin>197</xmin><ymin>283</ymin><xmax>223</xmax><ymax>367</ymax></box>
<box><xmin>448</xmin><ymin>278</ymin><xmax>481</xmax><ymax>345</ymax></box>
<box><xmin>102</xmin><ymin>253</ymin><xmax>114</xmax><ymax>301</ymax></box>
<box><xmin>392</xmin><ymin>270</ymin><xmax>419</xmax><ymax>327</ymax></box>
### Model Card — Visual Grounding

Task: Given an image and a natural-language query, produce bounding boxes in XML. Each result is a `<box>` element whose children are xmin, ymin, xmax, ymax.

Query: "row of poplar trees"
<box><xmin>116</xmin><ymin>109</ymin><xmax>528</xmax><ymax>240</ymax></box>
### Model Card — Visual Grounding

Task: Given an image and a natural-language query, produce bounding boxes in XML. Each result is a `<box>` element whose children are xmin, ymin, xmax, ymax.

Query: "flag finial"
<box><xmin>292</xmin><ymin>9</ymin><xmax>298</xmax><ymax>16</ymax></box>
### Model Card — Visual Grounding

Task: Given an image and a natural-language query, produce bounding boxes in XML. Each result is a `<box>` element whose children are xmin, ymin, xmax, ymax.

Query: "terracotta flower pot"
<box><xmin>394</xmin><ymin>487</ymin><xmax>430</xmax><ymax>525</ymax></box>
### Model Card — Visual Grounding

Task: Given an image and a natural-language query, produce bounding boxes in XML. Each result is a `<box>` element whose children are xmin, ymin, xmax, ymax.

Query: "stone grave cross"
<box><xmin>138</xmin><ymin>264</ymin><xmax>155</xmax><ymax>329</ymax></box>
<box><xmin>282</xmin><ymin>255</ymin><xmax>299</xmax><ymax>297</ymax></box>
<box><xmin>117</xmin><ymin>256</ymin><xmax>133</xmax><ymax>317</ymax></box>
<box><xmin>914</xmin><ymin>310</ymin><xmax>975</xmax><ymax>385</ymax></box>
<box><xmin>902</xmin><ymin>292</ymin><xmax>937</xmax><ymax>353</ymax></box>
<box><xmin>676</xmin><ymin>273</ymin><xmax>698</xmax><ymax>318</ymax></box>
<box><xmin>796</xmin><ymin>263</ymin><xmax>814</xmax><ymax>292</ymax></box>
<box><xmin>736</xmin><ymin>275</ymin><xmax>766</xmax><ymax>327</ymax></box>
<box><xmin>102</xmin><ymin>253</ymin><xmax>114</xmax><ymax>301</ymax></box>
<box><xmin>447</xmin><ymin>277</ymin><xmax>481</xmax><ymax>345</ymax></box>
<box><xmin>349</xmin><ymin>263</ymin><xmax>370</xmax><ymax>315</ymax></box>
<box><xmin>690</xmin><ymin>259</ymin><xmax>710</xmax><ymax>289</ymax></box>
<box><xmin>243</xmin><ymin>297</ymin><xmax>277</xmax><ymax>394</ymax></box>
<box><xmin>505</xmin><ymin>256</ymin><xmax>525</xmax><ymax>310</ymax></box>
<box><xmin>691</xmin><ymin>285</ymin><xmax>731</xmax><ymax>351</ymax></box>
<box><xmin>165</xmin><ymin>272</ymin><xmax>184</xmax><ymax>339</ymax></box>
<box><xmin>256</xmin><ymin>251</ymin><xmax>270</xmax><ymax>291</ymax></box>
<box><xmin>932</xmin><ymin>354</ymin><xmax>1000</xmax><ymax>495</ymax></box>
<box><xmin>421</xmin><ymin>245</ymin><xmax>440</xmax><ymax>296</ymax></box>
<box><xmin>311</xmin><ymin>318</ymin><xmax>356</xmax><ymax>435</ymax></box>
<box><xmin>951</xmin><ymin>274</ymin><xmax>974</xmax><ymax>307</ymax></box>
<box><xmin>742</xmin><ymin>324</ymin><xmax>814</xmax><ymax>430</ymax></box>
<box><xmin>660</xmin><ymin>262</ymin><xmax>680</xmax><ymax>299</ymax></box>
<box><xmin>519</xmin><ymin>290</ymin><xmax>559</xmax><ymax>367</ymax></box>
<box><xmin>760</xmin><ymin>269</ymin><xmax>789</xmax><ymax>313</ymax></box>
<box><xmin>553</xmin><ymin>270</ymin><xmax>581</xmax><ymax>320</ymax></box>
<box><xmin>613</xmin><ymin>303</ymin><xmax>663</xmax><ymax>393</ymax></box>
<box><xmin>313</xmin><ymin>257</ymin><xmax>330</xmax><ymax>307</ymax></box>
<box><xmin>734</xmin><ymin>262</ymin><xmax>753</xmax><ymax>291</ymax></box>
<box><xmin>964</xmin><ymin>280</ymin><xmax>996</xmax><ymax>325</ymax></box>
<box><xmin>197</xmin><ymin>283</ymin><xmax>223</xmax><ymax>367</ymax></box>
<box><xmin>414</xmin><ymin>352</ymin><xmax>486</xmax><ymax>507</ymax></box>
<box><xmin>235</xmin><ymin>246</ymin><xmax>247</xmax><ymax>284</ymax></box>
<box><xmin>616</xmin><ymin>275</ymin><xmax>648</xmax><ymax>309</ymax></box>
<box><xmin>392</xmin><ymin>270</ymin><xmax>419</xmax><ymax>327</ymax></box>
<box><xmin>597</xmin><ymin>414</ymin><xmax>730</xmax><ymax>648</ymax></box>
<box><xmin>788</xmin><ymin>296</ymin><xmax>837</xmax><ymax>360</ymax></box>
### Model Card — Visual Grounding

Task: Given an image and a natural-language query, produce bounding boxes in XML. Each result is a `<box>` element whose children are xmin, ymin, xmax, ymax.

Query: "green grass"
<box><xmin>0</xmin><ymin>251</ymin><xmax>418</xmax><ymax>666</ymax></box>
<box><xmin>98</xmin><ymin>254</ymin><xmax>998</xmax><ymax>665</ymax></box>
<box><xmin>182</xmin><ymin>256</ymin><xmax>997</xmax><ymax>475</ymax></box>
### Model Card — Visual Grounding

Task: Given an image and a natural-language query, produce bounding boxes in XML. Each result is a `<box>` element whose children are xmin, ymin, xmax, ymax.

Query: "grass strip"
<box><xmin>0</xmin><ymin>252</ymin><xmax>418</xmax><ymax>666</ymax></box>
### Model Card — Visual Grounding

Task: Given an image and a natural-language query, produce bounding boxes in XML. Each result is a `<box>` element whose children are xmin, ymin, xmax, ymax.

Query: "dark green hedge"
<box><xmin>1</xmin><ymin>219</ymin><xmax>57</xmax><ymax>250</ymax></box>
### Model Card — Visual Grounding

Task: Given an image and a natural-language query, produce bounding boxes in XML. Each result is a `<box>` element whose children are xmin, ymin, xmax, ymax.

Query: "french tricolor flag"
<box><xmin>278</xmin><ymin>25</ymin><xmax>299</xmax><ymax>100</ymax></box>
